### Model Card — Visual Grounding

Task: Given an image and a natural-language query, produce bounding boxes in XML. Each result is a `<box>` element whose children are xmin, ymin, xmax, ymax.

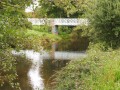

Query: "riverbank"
<box><xmin>26</xmin><ymin>25</ymin><xmax>62</xmax><ymax>42</ymax></box>
<box><xmin>54</xmin><ymin>44</ymin><xmax>120</xmax><ymax>90</ymax></box>
<box><xmin>22</xmin><ymin>25</ymin><xmax>62</xmax><ymax>50</ymax></box>
<box><xmin>30</xmin><ymin>25</ymin><xmax>77</xmax><ymax>40</ymax></box>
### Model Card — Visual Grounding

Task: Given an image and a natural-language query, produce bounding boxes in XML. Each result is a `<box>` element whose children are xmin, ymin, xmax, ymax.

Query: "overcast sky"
<box><xmin>25</xmin><ymin>0</ymin><xmax>39</xmax><ymax>12</ymax></box>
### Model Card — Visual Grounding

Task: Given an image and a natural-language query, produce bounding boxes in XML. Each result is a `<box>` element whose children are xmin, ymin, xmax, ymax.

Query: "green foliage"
<box><xmin>83</xmin><ymin>0</ymin><xmax>120</xmax><ymax>48</ymax></box>
<box><xmin>22</xmin><ymin>25</ymin><xmax>62</xmax><ymax>50</ymax></box>
<box><xmin>36</xmin><ymin>0</ymin><xmax>88</xmax><ymax>18</ymax></box>
<box><xmin>58</xmin><ymin>26</ymin><xmax>73</xmax><ymax>35</ymax></box>
<box><xmin>0</xmin><ymin>49</ymin><xmax>20</xmax><ymax>90</ymax></box>
<box><xmin>53</xmin><ymin>0</ymin><xmax>120</xmax><ymax>90</ymax></box>
<box><xmin>54</xmin><ymin>0</ymin><xmax>89</xmax><ymax>17</ymax></box>
<box><xmin>32</xmin><ymin>25</ymin><xmax>51</xmax><ymax>33</ymax></box>
<box><xmin>0</xmin><ymin>0</ymin><xmax>32</xmax><ymax>10</ymax></box>
<box><xmin>0</xmin><ymin>0</ymin><xmax>34</xmax><ymax>89</ymax></box>
<box><xmin>0</xmin><ymin>0</ymin><xmax>33</xmax><ymax>49</ymax></box>
<box><xmin>26</xmin><ymin>29</ymin><xmax>61</xmax><ymax>43</ymax></box>
<box><xmin>54</xmin><ymin>45</ymin><xmax>120</xmax><ymax>90</ymax></box>
<box><xmin>36</xmin><ymin>0</ymin><xmax>67</xmax><ymax>18</ymax></box>
<box><xmin>30</xmin><ymin>25</ymin><xmax>61</xmax><ymax>41</ymax></box>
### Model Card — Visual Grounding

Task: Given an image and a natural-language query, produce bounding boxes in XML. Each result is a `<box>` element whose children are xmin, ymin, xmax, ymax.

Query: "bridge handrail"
<box><xmin>28</xmin><ymin>18</ymin><xmax>88</xmax><ymax>26</ymax></box>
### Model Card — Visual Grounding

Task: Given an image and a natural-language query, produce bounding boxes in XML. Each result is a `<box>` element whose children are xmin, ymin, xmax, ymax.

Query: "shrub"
<box><xmin>84</xmin><ymin>0</ymin><xmax>120</xmax><ymax>48</ymax></box>
<box><xmin>54</xmin><ymin>47</ymin><xmax>120</xmax><ymax>90</ymax></box>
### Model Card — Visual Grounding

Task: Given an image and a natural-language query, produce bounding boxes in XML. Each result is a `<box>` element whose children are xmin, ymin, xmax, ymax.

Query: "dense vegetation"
<box><xmin>27</xmin><ymin>25</ymin><xmax>61</xmax><ymax>44</ymax></box>
<box><xmin>83</xmin><ymin>0</ymin><xmax>120</xmax><ymax>49</ymax></box>
<box><xmin>0</xmin><ymin>0</ymin><xmax>42</xmax><ymax>89</ymax></box>
<box><xmin>28</xmin><ymin>0</ymin><xmax>89</xmax><ymax>18</ymax></box>
<box><xmin>53</xmin><ymin>0</ymin><xmax>120</xmax><ymax>90</ymax></box>
<box><xmin>0</xmin><ymin>0</ymin><xmax>120</xmax><ymax>90</ymax></box>
<box><xmin>54</xmin><ymin>46</ymin><xmax>120</xmax><ymax>90</ymax></box>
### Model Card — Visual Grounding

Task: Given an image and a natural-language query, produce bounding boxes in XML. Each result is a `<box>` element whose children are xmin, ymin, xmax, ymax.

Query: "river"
<box><xmin>0</xmin><ymin>37</ymin><xmax>88</xmax><ymax>90</ymax></box>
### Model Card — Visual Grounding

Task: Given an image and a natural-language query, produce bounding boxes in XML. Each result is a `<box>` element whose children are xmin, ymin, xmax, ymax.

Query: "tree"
<box><xmin>53</xmin><ymin>0</ymin><xmax>89</xmax><ymax>18</ymax></box>
<box><xmin>84</xmin><ymin>0</ymin><xmax>120</xmax><ymax>48</ymax></box>
<box><xmin>0</xmin><ymin>0</ymin><xmax>33</xmax><ymax>49</ymax></box>
<box><xmin>36</xmin><ymin>0</ymin><xmax>89</xmax><ymax>18</ymax></box>
<box><xmin>0</xmin><ymin>0</ymin><xmax>32</xmax><ymax>89</ymax></box>
<box><xmin>35</xmin><ymin>0</ymin><xmax>67</xmax><ymax>18</ymax></box>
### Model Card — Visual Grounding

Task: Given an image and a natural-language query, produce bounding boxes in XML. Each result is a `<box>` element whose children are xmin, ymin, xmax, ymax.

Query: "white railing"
<box><xmin>28</xmin><ymin>18</ymin><xmax>88</xmax><ymax>26</ymax></box>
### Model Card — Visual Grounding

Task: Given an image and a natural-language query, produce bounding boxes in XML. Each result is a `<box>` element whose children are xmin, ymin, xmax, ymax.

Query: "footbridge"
<box><xmin>28</xmin><ymin>18</ymin><xmax>88</xmax><ymax>34</ymax></box>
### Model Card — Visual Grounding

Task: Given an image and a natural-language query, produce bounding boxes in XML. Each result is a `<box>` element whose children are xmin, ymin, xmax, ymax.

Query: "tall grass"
<box><xmin>32</xmin><ymin>25</ymin><xmax>51</xmax><ymax>33</ymax></box>
<box><xmin>54</xmin><ymin>44</ymin><xmax>120</xmax><ymax>90</ymax></box>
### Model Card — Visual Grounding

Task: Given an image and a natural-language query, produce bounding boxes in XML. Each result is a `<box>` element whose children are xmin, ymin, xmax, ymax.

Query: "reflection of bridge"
<box><xmin>12</xmin><ymin>50</ymin><xmax>86</xmax><ymax>90</ymax></box>
<box><xmin>28</xmin><ymin>18</ymin><xmax>88</xmax><ymax>34</ymax></box>
<box><xmin>43</xmin><ymin>51</ymin><xmax>86</xmax><ymax>60</ymax></box>
<box><xmin>12</xmin><ymin>50</ymin><xmax>86</xmax><ymax>60</ymax></box>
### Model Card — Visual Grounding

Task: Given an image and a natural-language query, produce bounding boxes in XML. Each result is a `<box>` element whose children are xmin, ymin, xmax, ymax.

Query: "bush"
<box><xmin>54</xmin><ymin>46</ymin><xmax>120</xmax><ymax>90</ymax></box>
<box><xmin>58</xmin><ymin>26</ymin><xmax>73</xmax><ymax>35</ymax></box>
<box><xmin>0</xmin><ymin>50</ymin><xmax>20</xmax><ymax>90</ymax></box>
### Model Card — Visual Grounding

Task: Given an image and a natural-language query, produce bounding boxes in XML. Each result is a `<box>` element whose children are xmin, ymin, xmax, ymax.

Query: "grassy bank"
<box><xmin>22</xmin><ymin>25</ymin><xmax>62</xmax><ymax>50</ymax></box>
<box><xmin>54</xmin><ymin>44</ymin><xmax>120</xmax><ymax>90</ymax></box>
<box><xmin>31</xmin><ymin>25</ymin><xmax>77</xmax><ymax>40</ymax></box>
<box><xmin>27</xmin><ymin>25</ymin><xmax>61</xmax><ymax>41</ymax></box>
<box><xmin>26</xmin><ymin>30</ymin><xmax>61</xmax><ymax>42</ymax></box>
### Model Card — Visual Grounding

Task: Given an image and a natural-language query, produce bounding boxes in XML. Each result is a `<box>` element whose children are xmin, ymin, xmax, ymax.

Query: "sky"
<box><xmin>25</xmin><ymin>0</ymin><xmax>39</xmax><ymax>12</ymax></box>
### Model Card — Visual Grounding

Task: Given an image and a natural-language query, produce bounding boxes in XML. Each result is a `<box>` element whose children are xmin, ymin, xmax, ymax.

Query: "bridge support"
<box><xmin>52</xmin><ymin>25</ymin><xmax>58</xmax><ymax>35</ymax></box>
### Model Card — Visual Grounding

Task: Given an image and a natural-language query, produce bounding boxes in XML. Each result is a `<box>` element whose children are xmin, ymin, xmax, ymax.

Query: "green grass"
<box><xmin>32</xmin><ymin>25</ymin><xmax>51</xmax><ymax>33</ymax></box>
<box><xmin>32</xmin><ymin>25</ymin><xmax>73</xmax><ymax>40</ymax></box>
<box><xmin>26</xmin><ymin>29</ymin><xmax>61</xmax><ymax>41</ymax></box>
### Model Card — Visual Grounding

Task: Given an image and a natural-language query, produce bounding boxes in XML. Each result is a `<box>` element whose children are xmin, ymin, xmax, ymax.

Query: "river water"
<box><xmin>0</xmin><ymin>37</ymin><xmax>88</xmax><ymax>90</ymax></box>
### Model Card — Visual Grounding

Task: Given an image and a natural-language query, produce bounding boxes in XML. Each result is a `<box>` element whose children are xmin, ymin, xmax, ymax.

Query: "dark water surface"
<box><xmin>0</xmin><ymin>37</ymin><xmax>88</xmax><ymax>90</ymax></box>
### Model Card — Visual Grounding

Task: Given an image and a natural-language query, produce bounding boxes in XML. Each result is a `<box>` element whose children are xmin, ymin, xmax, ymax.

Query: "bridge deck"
<box><xmin>28</xmin><ymin>18</ymin><xmax>88</xmax><ymax>26</ymax></box>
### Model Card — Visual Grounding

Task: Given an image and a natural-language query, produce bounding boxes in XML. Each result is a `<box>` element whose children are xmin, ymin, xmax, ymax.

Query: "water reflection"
<box><xmin>57</xmin><ymin>37</ymin><xmax>89</xmax><ymax>51</ymax></box>
<box><xmin>11</xmin><ymin>49</ymin><xmax>86</xmax><ymax>90</ymax></box>
<box><xmin>1</xmin><ymin>37</ymin><xmax>88</xmax><ymax>90</ymax></box>
<box><xmin>26</xmin><ymin>51</ymin><xmax>44</xmax><ymax>90</ymax></box>
<box><xmin>16</xmin><ymin>57</ymin><xmax>32</xmax><ymax>90</ymax></box>
<box><xmin>41</xmin><ymin>59</ymin><xmax>69</xmax><ymax>88</ymax></box>
<box><xmin>12</xmin><ymin>50</ymin><xmax>44</xmax><ymax>90</ymax></box>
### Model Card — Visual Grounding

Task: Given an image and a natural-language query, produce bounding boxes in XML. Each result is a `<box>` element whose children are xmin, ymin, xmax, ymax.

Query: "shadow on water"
<box><xmin>41</xmin><ymin>37</ymin><xmax>89</xmax><ymax>89</ymax></box>
<box><xmin>16</xmin><ymin>57</ymin><xmax>33</xmax><ymax>90</ymax></box>
<box><xmin>41</xmin><ymin>59</ymin><xmax>70</xmax><ymax>88</ymax></box>
<box><xmin>0</xmin><ymin>56</ymin><xmax>32</xmax><ymax>90</ymax></box>
<box><xmin>57</xmin><ymin>37</ymin><xmax>89</xmax><ymax>51</ymax></box>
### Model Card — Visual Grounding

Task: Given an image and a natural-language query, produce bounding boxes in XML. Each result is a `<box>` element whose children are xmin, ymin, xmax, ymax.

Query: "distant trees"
<box><xmin>34</xmin><ymin>0</ymin><xmax>120</xmax><ymax>48</ymax></box>
<box><xmin>35</xmin><ymin>0</ymin><xmax>66</xmax><ymax>18</ymax></box>
<box><xmin>35</xmin><ymin>0</ymin><xmax>89</xmax><ymax>18</ymax></box>
<box><xmin>53</xmin><ymin>0</ymin><xmax>89</xmax><ymax>18</ymax></box>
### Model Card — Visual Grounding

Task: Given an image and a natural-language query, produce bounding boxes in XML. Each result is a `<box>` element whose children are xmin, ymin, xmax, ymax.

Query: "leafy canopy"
<box><xmin>83</xmin><ymin>0</ymin><xmax>120</xmax><ymax>48</ymax></box>
<box><xmin>0</xmin><ymin>0</ymin><xmax>32</xmax><ymax>89</ymax></box>
<box><xmin>36</xmin><ymin>0</ymin><xmax>88</xmax><ymax>18</ymax></box>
